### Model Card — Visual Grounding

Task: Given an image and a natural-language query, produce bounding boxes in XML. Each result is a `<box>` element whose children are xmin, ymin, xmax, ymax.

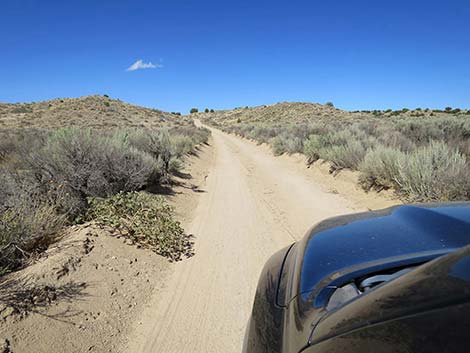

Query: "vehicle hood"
<box><xmin>298</xmin><ymin>203</ymin><xmax>470</xmax><ymax>307</ymax></box>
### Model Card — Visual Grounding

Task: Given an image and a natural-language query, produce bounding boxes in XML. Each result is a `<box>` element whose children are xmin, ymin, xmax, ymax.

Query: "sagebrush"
<box><xmin>0</xmin><ymin>124</ymin><xmax>209</xmax><ymax>275</ymax></box>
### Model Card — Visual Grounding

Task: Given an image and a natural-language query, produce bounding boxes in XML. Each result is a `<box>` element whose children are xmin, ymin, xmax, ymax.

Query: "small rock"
<box><xmin>1</xmin><ymin>306</ymin><xmax>18</xmax><ymax>320</ymax></box>
<box><xmin>0</xmin><ymin>338</ymin><xmax>11</xmax><ymax>353</ymax></box>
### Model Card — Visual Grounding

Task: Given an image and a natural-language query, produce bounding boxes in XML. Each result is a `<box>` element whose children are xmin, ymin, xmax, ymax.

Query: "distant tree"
<box><xmin>445</xmin><ymin>107</ymin><xmax>453</xmax><ymax>112</ymax></box>
<box><xmin>103</xmin><ymin>94</ymin><xmax>109</xmax><ymax>98</ymax></box>
<box><xmin>190</xmin><ymin>108</ymin><xmax>198</xmax><ymax>114</ymax></box>
<box><xmin>415</xmin><ymin>107</ymin><xmax>422</xmax><ymax>111</ymax></box>
<box><xmin>325</xmin><ymin>102</ymin><xmax>334</xmax><ymax>107</ymax></box>
<box><xmin>402</xmin><ymin>108</ymin><xmax>409</xmax><ymax>113</ymax></box>
<box><xmin>210</xmin><ymin>109</ymin><xmax>215</xmax><ymax>113</ymax></box>
<box><xmin>204</xmin><ymin>108</ymin><xmax>209</xmax><ymax>113</ymax></box>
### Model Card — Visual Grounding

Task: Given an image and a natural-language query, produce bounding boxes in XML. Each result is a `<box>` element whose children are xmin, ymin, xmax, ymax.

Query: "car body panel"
<box><xmin>299</xmin><ymin>204</ymin><xmax>470</xmax><ymax>306</ymax></box>
<box><xmin>243</xmin><ymin>203</ymin><xmax>470</xmax><ymax>353</ymax></box>
<box><xmin>303</xmin><ymin>246</ymin><xmax>470</xmax><ymax>353</ymax></box>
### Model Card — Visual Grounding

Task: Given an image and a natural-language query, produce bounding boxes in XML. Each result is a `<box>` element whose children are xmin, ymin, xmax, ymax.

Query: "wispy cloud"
<box><xmin>126</xmin><ymin>59</ymin><xmax>162</xmax><ymax>71</ymax></box>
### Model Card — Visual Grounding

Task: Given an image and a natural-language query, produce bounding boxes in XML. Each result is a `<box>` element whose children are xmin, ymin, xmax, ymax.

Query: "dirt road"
<box><xmin>128</xmin><ymin>126</ymin><xmax>362</xmax><ymax>353</ymax></box>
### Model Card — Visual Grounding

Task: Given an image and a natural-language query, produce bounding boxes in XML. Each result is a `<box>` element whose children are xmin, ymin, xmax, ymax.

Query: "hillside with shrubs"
<box><xmin>201</xmin><ymin>102</ymin><xmax>470</xmax><ymax>202</ymax></box>
<box><xmin>0</xmin><ymin>96</ymin><xmax>210</xmax><ymax>276</ymax></box>
<box><xmin>0</xmin><ymin>95</ymin><xmax>186</xmax><ymax>129</ymax></box>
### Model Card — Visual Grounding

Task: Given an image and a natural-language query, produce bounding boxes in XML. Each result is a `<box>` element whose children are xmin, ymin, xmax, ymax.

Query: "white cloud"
<box><xmin>126</xmin><ymin>59</ymin><xmax>162</xmax><ymax>71</ymax></box>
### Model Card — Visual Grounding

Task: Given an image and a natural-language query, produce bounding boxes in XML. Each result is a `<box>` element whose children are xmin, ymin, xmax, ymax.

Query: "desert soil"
<box><xmin>125</xmin><ymin>125</ymin><xmax>398</xmax><ymax>353</ymax></box>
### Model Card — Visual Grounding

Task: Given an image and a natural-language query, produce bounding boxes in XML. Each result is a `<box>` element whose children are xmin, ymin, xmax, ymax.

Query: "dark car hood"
<box><xmin>309</xmin><ymin>245</ymin><xmax>470</xmax><ymax>345</ymax></box>
<box><xmin>298</xmin><ymin>203</ymin><xmax>470</xmax><ymax>307</ymax></box>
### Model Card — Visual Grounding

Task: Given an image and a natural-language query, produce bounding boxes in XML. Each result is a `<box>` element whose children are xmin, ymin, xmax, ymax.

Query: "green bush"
<box><xmin>190</xmin><ymin>108</ymin><xmax>198</xmax><ymax>114</ymax></box>
<box><xmin>86</xmin><ymin>192</ymin><xmax>193</xmax><ymax>261</ymax></box>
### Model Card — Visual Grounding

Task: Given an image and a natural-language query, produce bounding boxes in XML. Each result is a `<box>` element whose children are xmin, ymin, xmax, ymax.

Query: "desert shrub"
<box><xmin>171</xmin><ymin>135</ymin><xmax>195</xmax><ymax>157</ymax></box>
<box><xmin>0</xmin><ymin>198</ymin><xmax>64</xmax><ymax>275</ymax></box>
<box><xmin>325</xmin><ymin>102</ymin><xmax>334</xmax><ymax>107</ymax></box>
<box><xmin>26</xmin><ymin>128</ymin><xmax>156</xmax><ymax>217</ymax></box>
<box><xmin>190</xmin><ymin>108</ymin><xmax>198</xmax><ymax>114</ymax></box>
<box><xmin>168</xmin><ymin>157</ymin><xmax>183</xmax><ymax>173</ymax></box>
<box><xmin>170</xmin><ymin>125</ymin><xmax>210</xmax><ymax>146</ymax></box>
<box><xmin>85</xmin><ymin>192</ymin><xmax>193</xmax><ymax>261</ymax></box>
<box><xmin>125</xmin><ymin>129</ymin><xmax>172</xmax><ymax>179</ymax></box>
<box><xmin>358</xmin><ymin>146</ymin><xmax>404</xmax><ymax>190</ymax></box>
<box><xmin>283</xmin><ymin>136</ymin><xmax>303</xmax><ymax>154</ymax></box>
<box><xmin>270</xmin><ymin>136</ymin><xmax>287</xmax><ymax>156</ymax></box>
<box><xmin>0</xmin><ymin>124</ymin><xmax>210</xmax><ymax>277</ymax></box>
<box><xmin>303</xmin><ymin>134</ymin><xmax>324</xmax><ymax>163</ymax></box>
<box><xmin>374</xmin><ymin>126</ymin><xmax>416</xmax><ymax>152</ymax></box>
<box><xmin>395</xmin><ymin>141</ymin><xmax>470</xmax><ymax>201</ymax></box>
<box><xmin>320</xmin><ymin>140</ymin><xmax>367</xmax><ymax>170</ymax></box>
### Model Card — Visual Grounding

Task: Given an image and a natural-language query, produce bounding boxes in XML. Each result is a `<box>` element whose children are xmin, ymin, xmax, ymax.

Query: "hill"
<box><xmin>0</xmin><ymin>95</ymin><xmax>188</xmax><ymax>130</ymax></box>
<box><xmin>199</xmin><ymin>101</ymin><xmax>469</xmax><ymax>126</ymax></box>
<box><xmin>199</xmin><ymin>101</ymin><xmax>470</xmax><ymax>203</ymax></box>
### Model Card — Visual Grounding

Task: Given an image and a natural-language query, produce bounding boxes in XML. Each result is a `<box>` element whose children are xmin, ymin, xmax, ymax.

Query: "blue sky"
<box><xmin>1</xmin><ymin>0</ymin><xmax>469</xmax><ymax>113</ymax></box>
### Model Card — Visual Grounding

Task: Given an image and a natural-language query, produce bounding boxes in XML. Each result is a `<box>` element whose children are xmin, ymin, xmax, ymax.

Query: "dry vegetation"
<box><xmin>0</xmin><ymin>96</ymin><xmax>210</xmax><ymax>276</ymax></box>
<box><xmin>0</xmin><ymin>95</ymin><xmax>185</xmax><ymax>130</ymax></box>
<box><xmin>201</xmin><ymin>102</ymin><xmax>470</xmax><ymax>202</ymax></box>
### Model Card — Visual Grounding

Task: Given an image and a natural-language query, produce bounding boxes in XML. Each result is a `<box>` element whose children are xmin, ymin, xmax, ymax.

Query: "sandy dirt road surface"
<box><xmin>128</xmin><ymin>125</ymin><xmax>364</xmax><ymax>353</ymax></box>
